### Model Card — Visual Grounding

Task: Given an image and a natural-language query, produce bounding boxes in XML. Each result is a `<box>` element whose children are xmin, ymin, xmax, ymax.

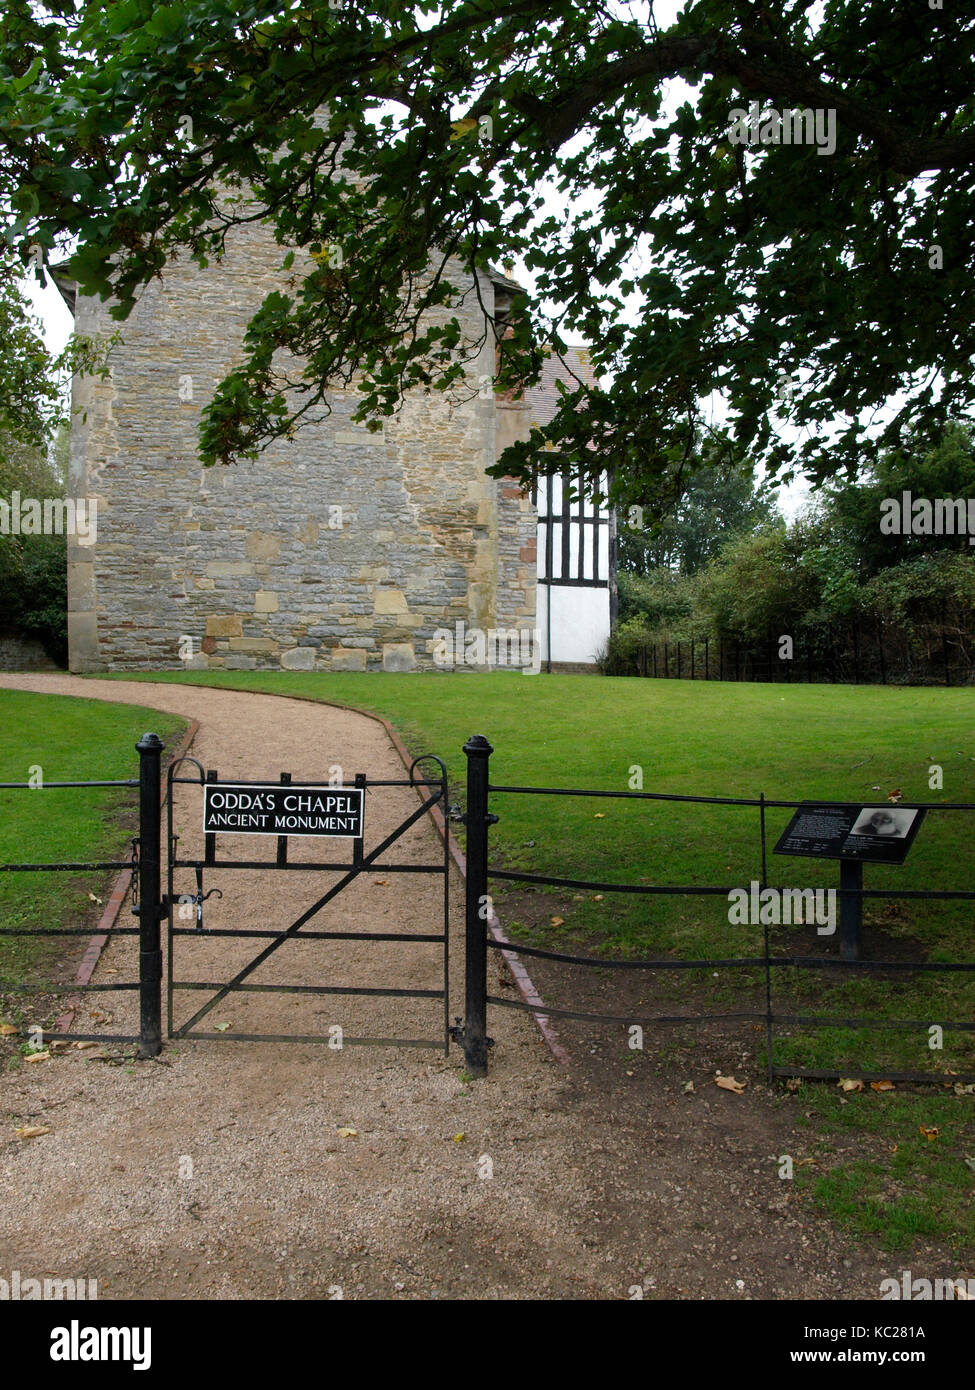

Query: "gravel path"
<box><xmin>0</xmin><ymin>675</ymin><xmax>911</xmax><ymax>1300</ymax></box>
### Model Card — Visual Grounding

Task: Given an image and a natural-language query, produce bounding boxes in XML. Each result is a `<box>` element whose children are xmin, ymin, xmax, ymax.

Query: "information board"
<box><xmin>773</xmin><ymin>802</ymin><xmax>925</xmax><ymax>865</ymax></box>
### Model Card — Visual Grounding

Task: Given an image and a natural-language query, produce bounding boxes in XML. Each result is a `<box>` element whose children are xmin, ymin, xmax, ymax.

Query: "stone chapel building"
<box><xmin>56</xmin><ymin>217</ymin><xmax>613</xmax><ymax>674</ymax></box>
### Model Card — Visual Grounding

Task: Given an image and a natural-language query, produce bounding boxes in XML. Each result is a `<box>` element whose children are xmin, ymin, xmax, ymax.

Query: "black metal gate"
<box><xmin>165</xmin><ymin>754</ymin><xmax>451</xmax><ymax>1051</ymax></box>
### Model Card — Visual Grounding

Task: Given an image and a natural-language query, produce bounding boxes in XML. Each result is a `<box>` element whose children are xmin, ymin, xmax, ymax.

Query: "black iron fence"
<box><xmin>1</xmin><ymin>734</ymin><xmax>451</xmax><ymax>1057</ymax></box>
<box><xmin>6</xmin><ymin>729</ymin><xmax>974</xmax><ymax>1085</ymax></box>
<box><xmin>616</xmin><ymin>621</ymin><xmax>973</xmax><ymax>686</ymax></box>
<box><xmin>456</xmin><ymin>735</ymin><xmax>975</xmax><ymax>1083</ymax></box>
<box><xmin>0</xmin><ymin>733</ymin><xmax>165</xmax><ymax>1055</ymax></box>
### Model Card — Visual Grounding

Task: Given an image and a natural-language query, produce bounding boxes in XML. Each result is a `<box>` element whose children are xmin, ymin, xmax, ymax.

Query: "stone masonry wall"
<box><xmin>67</xmin><ymin>216</ymin><xmax>532</xmax><ymax>673</ymax></box>
<box><xmin>494</xmin><ymin>397</ymin><xmax>537</xmax><ymax>631</ymax></box>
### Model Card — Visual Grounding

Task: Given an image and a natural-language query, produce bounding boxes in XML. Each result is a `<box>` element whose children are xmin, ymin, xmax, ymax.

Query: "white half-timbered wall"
<box><xmin>533</xmin><ymin>469</ymin><xmax>614</xmax><ymax>666</ymax></box>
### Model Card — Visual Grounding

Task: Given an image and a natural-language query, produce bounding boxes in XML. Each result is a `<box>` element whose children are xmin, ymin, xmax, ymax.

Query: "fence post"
<box><xmin>461</xmin><ymin>735</ymin><xmax>494</xmax><ymax>1076</ymax></box>
<box><xmin>136</xmin><ymin>733</ymin><xmax>164</xmax><ymax>1058</ymax></box>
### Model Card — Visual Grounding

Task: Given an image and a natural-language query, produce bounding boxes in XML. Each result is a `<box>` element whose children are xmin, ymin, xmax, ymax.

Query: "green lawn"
<box><xmin>0</xmin><ymin>688</ymin><xmax>186</xmax><ymax>993</ymax></box>
<box><xmin>794</xmin><ymin>1085</ymin><xmax>975</xmax><ymax>1258</ymax></box>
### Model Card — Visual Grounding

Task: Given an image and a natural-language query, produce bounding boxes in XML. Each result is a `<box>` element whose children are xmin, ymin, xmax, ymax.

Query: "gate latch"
<box><xmin>191</xmin><ymin>865</ymin><xmax>222</xmax><ymax>933</ymax></box>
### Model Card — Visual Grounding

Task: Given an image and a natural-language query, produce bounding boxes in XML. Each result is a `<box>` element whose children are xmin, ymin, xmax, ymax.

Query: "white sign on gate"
<box><xmin>202</xmin><ymin>783</ymin><xmax>364</xmax><ymax>838</ymax></box>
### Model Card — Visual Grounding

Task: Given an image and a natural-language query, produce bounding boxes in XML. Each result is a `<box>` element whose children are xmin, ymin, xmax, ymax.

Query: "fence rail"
<box><xmin>456</xmin><ymin>736</ymin><xmax>975</xmax><ymax>1083</ymax></box>
<box><xmin>0</xmin><ymin>734</ymin><xmax>165</xmax><ymax>1055</ymax></box>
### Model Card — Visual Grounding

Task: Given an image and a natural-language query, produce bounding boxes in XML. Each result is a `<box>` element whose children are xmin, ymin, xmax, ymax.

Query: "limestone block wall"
<box><xmin>494</xmin><ymin>396</ymin><xmax>537</xmax><ymax>630</ymax></box>
<box><xmin>67</xmin><ymin>215</ymin><xmax>532</xmax><ymax>673</ymax></box>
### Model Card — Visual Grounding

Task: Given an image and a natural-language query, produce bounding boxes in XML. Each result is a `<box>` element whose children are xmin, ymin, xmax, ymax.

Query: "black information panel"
<box><xmin>203</xmin><ymin>782</ymin><xmax>364</xmax><ymax>839</ymax></box>
<box><xmin>773</xmin><ymin>802</ymin><xmax>925</xmax><ymax>865</ymax></box>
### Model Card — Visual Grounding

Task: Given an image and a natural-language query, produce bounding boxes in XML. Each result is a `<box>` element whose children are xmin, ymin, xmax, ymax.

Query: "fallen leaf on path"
<box><xmin>838</xmin><ymin>1078</ymin><xmax>863</xmax><ymax>1092</ymax></box>
<box><xmin>24</xmin><ymin>1050</ymin><xmax>50</xmax><ymax>1064</ymax></box>
<box><xmin>888</xmin><ymin>788</ymin><xmax>902</xmax><ymax>802</ymax></box>
<box><xmin>15</xmin><ymin>1125</ymin><xmax>51</xmax><ymax>1139</ymax></box>
<box><xmin>715</xmin><ymin>1075</ymin><xmax>746</xmax><ymax>1094</ymax></box>
<box><xmin>73</xmin><ymin>1041</ymin><xmax>99</xmax><ymax>1050</ymax></box>
<box><xmin>373</xmin><ymin>879</ymin><xmax>389</xmax><ymax>886</ymax></box>
<box><xmin>212</xmin><ymin>1023</ymin><xmax>231</xmax><ymax>1032</ymax></box>
<box><xmin>452</xmin><ymin>1133</ymin><xmax>465</xmax><ymax>1143</ymax></box>
<box><xmin>336</xmin><ymin>1127</ymin><xmax>358</xmax><ymax>1139</ymax></box>
<box><xmin>870</xmin><ymin>1080</ymin><xmax>896</xmax><ymax>1092</ymax></box>
<box><xmin>683</xmin><ymin>1081</ymin><xmax>695</xmax><ymax>1093</ymax></box>
<box><xmin>87</xmin><ymin>892</ymin><xmax>103</xmax><ymax>904</ymax></box>
<box><xmin>919</xmin><ymin>1125</ymin><xmax>939</xmax><ymax>1142</ymax></box>
<box><xmin>550</xmin><ymin>917</ymin><xmax>564</xmax><ymax>927</ymax></box>
<box><xmin>0</xmin><ymin>1022</ymin><xmax>17</xmax><ymax>1036</ymax></box>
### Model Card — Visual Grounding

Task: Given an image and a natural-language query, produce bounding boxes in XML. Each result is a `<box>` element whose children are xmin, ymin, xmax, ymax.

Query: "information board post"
<box><xmin>839</xmin><ymin>859</ymin><xmax>863</xmax><ymax>961</ymax></box>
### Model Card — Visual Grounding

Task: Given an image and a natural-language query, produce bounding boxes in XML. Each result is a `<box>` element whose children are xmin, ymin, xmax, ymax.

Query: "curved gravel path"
<box><xmin>0</xmin><ymin>675</ymin><xmax>907</xmax><ymax>1300</ymax></box>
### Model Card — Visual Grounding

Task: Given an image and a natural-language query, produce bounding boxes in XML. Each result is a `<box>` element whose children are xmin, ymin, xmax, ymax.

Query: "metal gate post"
<box><xmin>136</xmin><ymin>733</ymin><xmax>164</xmax><ymax>1057</ymax></box>
<box><xmin>460</xmin><ymin>735</ymin><xmax>494</xmax><ymax>1076</ymax></box>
